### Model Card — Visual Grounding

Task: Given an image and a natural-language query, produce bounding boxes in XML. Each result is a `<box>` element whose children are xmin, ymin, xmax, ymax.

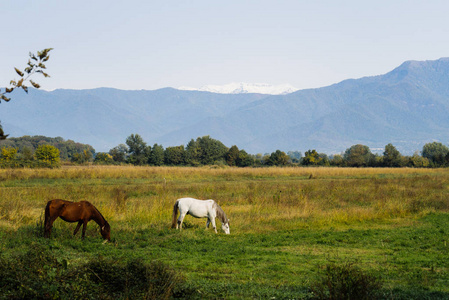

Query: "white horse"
<box><xmin>171</xmin><ymin>197</ymin><xmax>230</xmax><ymax>234</ymax></box>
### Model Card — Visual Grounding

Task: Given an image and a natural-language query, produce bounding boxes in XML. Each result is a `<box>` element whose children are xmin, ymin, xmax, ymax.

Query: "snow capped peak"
<box><xmin>178</xmin><ymin>82</ymin><xmax>299</xmax><ymax>95</ymax></box>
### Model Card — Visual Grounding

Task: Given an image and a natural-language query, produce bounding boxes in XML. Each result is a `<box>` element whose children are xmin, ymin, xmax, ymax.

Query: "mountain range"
<box><xmin>1</xmin><ymin>58</ymin><xmax>449</xmax><ymax>155</ymax></box>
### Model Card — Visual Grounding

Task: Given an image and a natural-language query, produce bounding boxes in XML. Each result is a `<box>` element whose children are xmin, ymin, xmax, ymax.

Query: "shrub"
<box><xmin>94</xmin><ymin>152</ymin><xmax>114</xmax><ymax>165</ymax></box>
<box><xmin>69</xmin><ymin>257</ymin><xmax>190</xmax><ymax>299</ymax></box>
<box><xmin>311</xmin><ymin>262</ymin><xmax>382</xmax><ymax>300</ymax></box>
<box><xmin>35</xmin><ymin>144</ymin><xmax>60</xmax><ymax>168</ymax></box>
<box><xmin>1</xmin><ymin>146</ymin><xmax>17</xmax><ymax>161</ymax></box>
<box><xmin>0</xmin><ymin>243</ymin><xmax>65</xmax><ymax>299</ymax></box>
<box><xmin>71</xmin><ymin>149</ymin><xmax>93</xmax><ymax>165</ymax></box>
<box><xmin>0</xmin><ymin>244</ymin><xmax>193</xmax><ymax>299</ymax></box>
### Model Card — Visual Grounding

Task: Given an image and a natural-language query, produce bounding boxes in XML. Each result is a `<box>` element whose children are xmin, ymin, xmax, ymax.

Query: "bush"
<box><xmin>35</xmin><ymin>144</ymin><xmax>60</xmax><ymax>168</ymax></box>
<box><xmin>0</xmin><ymin>243</ymin><xmax>65</xmax><ymax>299</ymax></box>
<box><xmin>94</xmin><ymin>152</ymin><xmax>115</xmax><ymax>165</ymax></box>
<box><xmin>311</xmin><ymin>262</ymin><xmax>382</xmax><ymax>300</ymax></box>
<box><xmin>68</xmin><ymin>258</ymin><xmax>191</xmax><ymax>299</ymax></box>
<box><xmin>0</xmin><ymin>243</ymin><xmax>193</xmax><ymax>299</ymax></box>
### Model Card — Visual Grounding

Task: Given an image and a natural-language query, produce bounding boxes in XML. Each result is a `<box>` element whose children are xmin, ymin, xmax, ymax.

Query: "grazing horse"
<box><xmin>171</xmin><ymin>197</ymin><xmax>230</xmax><ymax>234</ymax></box>
<box><xmin>44</xmin><ymin>199</ymin><xmax>110</xmax><ymax>241</ymax></box>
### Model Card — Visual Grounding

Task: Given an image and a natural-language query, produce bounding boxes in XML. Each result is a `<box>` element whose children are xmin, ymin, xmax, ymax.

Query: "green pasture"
<box><xmin>1</xmin><ymin>166</ymin><xmax>449</xmax><ymax>299</ymax></box>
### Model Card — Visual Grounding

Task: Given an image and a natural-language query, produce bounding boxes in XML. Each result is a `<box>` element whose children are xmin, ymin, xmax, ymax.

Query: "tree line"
<box><xmin>98</xmin><ymin>134</ymin><xmax>449</xmax><ymax>168</ymax></box>
<box><xmin>0</xmin><ymin>136</ymin><xmax>95</xmax><ymax>168</ymax></box>
<box><xmin>1</xmin><ymin>134</ymin><xmax>449</xmax><ymax>168</ymax></box>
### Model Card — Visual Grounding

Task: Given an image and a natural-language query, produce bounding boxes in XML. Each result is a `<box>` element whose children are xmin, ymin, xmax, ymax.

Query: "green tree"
<box><xmin>343</xmin><ymin>144</ymin><xmax>375</xmax><ymax>167</ymax></box>
<box><xmin>149</xmin><ymin>143</ymin><xmax>164</xmax><ymax>166</ymax></box>
<box><xmin>20</xmin><ymin>146</ymin><xmax>34</xmax><ymax>161</ymax></box>
<box><xmin>318</xmin><ymin>153</ymin><xmax>330</xmax><ymax>166</ymax></box>
<box><xmin>71</xmin><ymin>149</ymin><xmax>93</xmax><ymax>164</ymax></box>
<box><xmin>301</xmin><ymin>149</ymin><xmax>322</xmax><ymax>166</ymax></box>
<box><xmin>226</xmin><ymin>145</ymin><xmax>240</xmax><ymax>166</ymax></box>
<box><xmin>126</xmin><ymin>134</ymin><xmax>148</xmax><ymax>165</ymax></box>
<box><xmin>0</xmin><ymin>147</ymin><xmax>18</xmax><ymax>167</ymax></box>
<box><xmin>94</xmin><ymin>152</ymin><xmax>114</xmax><ymax>164</ymax></box>
<box><xmin>34</xmin><ymin>144</ymin><xmax>60</xmax><ymax>168</ymax></box>
<box><xmin>185</xmin><ymin>139</ymin><xmax>201</xmax><ymax>166</ymax></box>
<box><xmin>189</xmin><ymin>136</ymin><xmax>228</xmax><ymax>165</ymax></box>
<box><xmin>266</xmin><ymin>150</ymin><xmax>290</xmax><ymax>166</ymax></box>
<box><xmin>1</xmin><ymin>147</ymin><xmax>18</xmax><ymax>162</ymax></box>
<box><xmin>109</xmin><ymin>144</ymin><xmax>128</xmax><ymax>163</ymax></box>
<box><xmin>330</xmin><ymin>154</ymin><xmax>344</xmax><ymax>166</ymax></box>
<box><xmin>164</xmin><ymin>146</ymin><xmax>185</xmax><ymax>165</ymax></box>
<box><xmin>1</xmin><ymin>49</ymin><xmax>53</xmax><ymax>139</ymax></box>
<box><xmin>382</xmin><ymin>143</ymin><xmax>403</xmax><ymax>167</ymax></box>
<box><xmin>408</xmin><ymin>151</ymin><xmax>430</xmax><ymax>168</ymax></box>
<box><xmin>422</xmin><ymin>142</ymin><xmax>449</xmax><ymax>167</ymax></box>
<box><xmin>237</xmin><ymin>149</ymin><xmax>254</xmax><ymax>167</ymax></box>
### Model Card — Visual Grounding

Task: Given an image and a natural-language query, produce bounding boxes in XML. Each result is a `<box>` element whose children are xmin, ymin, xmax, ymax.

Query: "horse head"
<box><xmin>221</xmin><ymin>220</ymin><xmax>230</xmax><ymax>234</ymax></box>
<box><xmin>101</xmin><ymin>221</ymin><xmax>111</xmax><ymax>241</ymax></box>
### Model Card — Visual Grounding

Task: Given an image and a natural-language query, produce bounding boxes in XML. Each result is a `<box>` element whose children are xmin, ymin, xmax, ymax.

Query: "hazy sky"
<box><xmin>2</xmin><ymin>1</ymin><xmax>449</xmax><ymax>91</ymax></box>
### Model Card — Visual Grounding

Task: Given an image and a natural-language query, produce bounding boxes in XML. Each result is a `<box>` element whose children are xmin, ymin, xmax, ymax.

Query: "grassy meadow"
<box><xmin>1</xmin><ymin>165</ymin><xmax>449</xmax><ymax>299</ymax></box>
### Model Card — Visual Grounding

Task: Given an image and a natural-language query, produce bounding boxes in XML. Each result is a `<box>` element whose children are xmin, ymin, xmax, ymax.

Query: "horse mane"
<box><xmin>213</xmin><ymin>201</ymin><xmax>228</xmax><ymax>224</ymax></box>
<box><xmin>87</xmin><ymin>201</ymin><xmax>108</xmax><ymax>226</ymax></box>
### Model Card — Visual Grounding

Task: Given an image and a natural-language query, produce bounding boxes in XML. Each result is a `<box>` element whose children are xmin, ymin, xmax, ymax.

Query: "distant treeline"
<box><xmin>99</xmin><ymin>134</ymin><xmax>447</xmax><ymax>168</ymax></box>
<box><xmin>0</xmin><ymin>136</ymin><xmax>94</xmax><ymax>168</ymax></box>
<box><xmin>1</xmin><ymin>134</ymin><xmax>448</xmax><ymax>168</ymax></box>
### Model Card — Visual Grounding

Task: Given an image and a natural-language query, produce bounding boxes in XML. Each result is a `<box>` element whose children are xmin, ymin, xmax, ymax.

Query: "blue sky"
<box><xmin>2</xmin><ymin>0</ymin><xmax>449</xmax><ymax>91</ymax></box>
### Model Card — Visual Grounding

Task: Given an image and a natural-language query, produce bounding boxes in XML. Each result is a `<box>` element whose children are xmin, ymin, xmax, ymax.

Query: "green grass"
<box><xmin>1</xmin><ymin>166</ymin><xmax>449</xmax><ymax>299</ymax></box>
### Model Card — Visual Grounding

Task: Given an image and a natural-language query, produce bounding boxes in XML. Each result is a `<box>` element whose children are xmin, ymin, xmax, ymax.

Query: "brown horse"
<box><xmin>44</xmin><ymin>199</ymin><xmax>110</xmax><ymax>241</ymax></box>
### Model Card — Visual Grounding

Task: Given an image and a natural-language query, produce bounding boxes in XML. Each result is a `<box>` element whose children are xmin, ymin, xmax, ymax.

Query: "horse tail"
<box><xmin>171</xmin><ymin>200</ymin><xmax>179</xmax><ymax>228</ymax></box>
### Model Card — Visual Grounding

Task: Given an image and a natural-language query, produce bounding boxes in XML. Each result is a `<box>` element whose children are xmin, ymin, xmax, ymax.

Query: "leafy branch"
<box><xmin>0</xmin><ymin>48</ymin><xmax>53</xmax><ymax>139</ymax></box>
<box><xmin>1</xmin><ymin>48</ymin><xmax>53</xmax><ymax>103</ymax></box>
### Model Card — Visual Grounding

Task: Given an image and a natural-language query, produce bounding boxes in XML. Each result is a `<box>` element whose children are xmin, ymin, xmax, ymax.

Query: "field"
<box><xmin>1</xmin><ymin>166</ymin><xmax>449</xmax><ymax>299</ymax></box>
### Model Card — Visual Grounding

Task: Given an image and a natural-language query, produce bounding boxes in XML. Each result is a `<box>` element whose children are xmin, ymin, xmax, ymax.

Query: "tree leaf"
<box><xmin>15</xmin><ymin>67</ymin><xmax>24</xmax><ymax>77</ymax></box>
<box><xmin>1</xmin><ymin>95</ymin><xmax>11</xmax><ymax>102</ymax></box>
<box><xmin>29</xmin><ymin>52</ymin><xmax>38</xmax><ymax>61</ymax></box>
<box><xmin>30</xmin><ymin>80</ymin><xmax>40</xmax><ymax>89</ymax></box>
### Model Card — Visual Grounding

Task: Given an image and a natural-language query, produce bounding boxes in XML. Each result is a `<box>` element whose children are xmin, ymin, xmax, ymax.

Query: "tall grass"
<box><xmin>1</xmin><ymin>166</ymin><xmax>447</xmax><ymax>233</ymax></box>
<box><xmin>1</xmin><ymin>166</ymin><xmax>449</xmax><ymax>298</ymax></box>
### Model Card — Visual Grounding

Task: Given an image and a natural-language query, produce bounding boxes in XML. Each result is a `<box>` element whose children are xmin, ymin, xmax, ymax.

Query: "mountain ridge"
<box><xmin>1</xmin><ymin>58</ymin><xmax>449</xmax><ymax>155</ymax></box>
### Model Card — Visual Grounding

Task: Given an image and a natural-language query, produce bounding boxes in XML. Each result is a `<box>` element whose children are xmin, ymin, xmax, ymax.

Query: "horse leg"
<box><xmin>177</xmin><ymin>213</ymin><xmax>186</xmax><ymax>230</ymax></box>
<box><xmin>211</xmin><ymin>218</ymin><xmax>217</xmax><ymax>233</ymax></box>
<box><xmin>44</xmin><ymin>216</ymin><xmax>58</xmax><ymax>238</ymax></box>
<box><xmin>81</xmin><ymin>220</ymin><xmax>88</xmax><ymax>239</ymax></box>
<box><xmin>73</xmin><ymin>221</ymin><xmax>83</xmax><ymax>236</ymax></box>
<box><xmin>206</xmin><ymin>218</ymin><xmax>210</xmax><ymax>229</ymax></box>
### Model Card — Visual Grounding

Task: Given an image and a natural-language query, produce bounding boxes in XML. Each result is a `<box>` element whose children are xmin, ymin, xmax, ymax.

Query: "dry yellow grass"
<box><xmin>0</xmin><ymin>166</ymin><xmax>448</xmax><ymax>234</ymax></box>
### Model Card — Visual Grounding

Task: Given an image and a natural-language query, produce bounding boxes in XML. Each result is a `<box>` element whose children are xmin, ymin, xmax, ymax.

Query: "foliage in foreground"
<box><xmin>311</xmin><ymin>262</ymin><xmax>382</xmax><ymax>300</ymax></box>
<box><xmin>0</xmin><ymin>243</ymin><xmax>192</xmax><ymax>300</ymax></box>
